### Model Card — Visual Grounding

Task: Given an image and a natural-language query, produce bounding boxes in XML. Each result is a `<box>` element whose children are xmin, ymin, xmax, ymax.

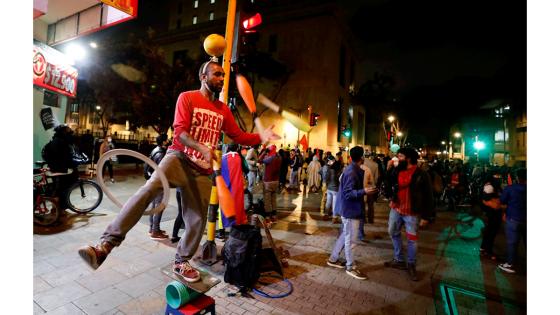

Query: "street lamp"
<box><xmin>454</xmin><ymin>132</ymin><xmax>461</xmax><ymax>138</ymax></box>
<box><xmin>397</xmin><ymin>131</ymin><xmax>403</xmax><ymax>137</ymax></box>
<box><xmin>388</xmin><ymin>115</ymin><xmax>395</xmax><ymax>123</ymax></box>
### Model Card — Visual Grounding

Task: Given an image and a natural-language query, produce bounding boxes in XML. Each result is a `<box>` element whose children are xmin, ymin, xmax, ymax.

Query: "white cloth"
<box><xmin>307</xmin><ymin>156</ymin><xmax>322</xmax><ymax>189</ymax></box>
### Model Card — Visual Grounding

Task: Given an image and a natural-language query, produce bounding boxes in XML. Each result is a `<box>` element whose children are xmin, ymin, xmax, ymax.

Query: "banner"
<box><xmin>100</xmin><ymin>0</ymin><xmax>138</xmax><ymax>17</ymax></box>
<box><xmin>33</xmin><ymin>41</ymin><xmax>78</xmax><ymax>98</ymax></box>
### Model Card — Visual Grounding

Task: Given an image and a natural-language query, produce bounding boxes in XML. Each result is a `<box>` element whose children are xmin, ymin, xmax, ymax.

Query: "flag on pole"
<box><xmin>300</xmin><ymin>134</ymin><xmax>308</xmax><ymax>152</ymax></box>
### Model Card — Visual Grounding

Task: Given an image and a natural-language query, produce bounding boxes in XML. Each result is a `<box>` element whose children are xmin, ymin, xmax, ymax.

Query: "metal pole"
<box><xmin>220</xmin><ymin>0</ymin><xmax>237</xmax><ymax>105</ymax></box>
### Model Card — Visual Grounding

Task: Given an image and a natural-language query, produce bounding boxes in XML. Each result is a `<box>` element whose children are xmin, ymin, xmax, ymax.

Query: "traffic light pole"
<box><xmin>220</xmin><ymin>0</ymin><xmax>237</xmax><ymax>105</ymax></box>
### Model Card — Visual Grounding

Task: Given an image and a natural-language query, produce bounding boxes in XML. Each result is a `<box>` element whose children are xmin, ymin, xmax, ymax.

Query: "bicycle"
<box><xmin>33</xmin><ymin>161</ymin><xmax>104</xmax><ymax>225</ymax></box>
<box><xmin>33</xmin><ymin>163</ymin><xmax>61</xmax><ymax>226</ymax></box>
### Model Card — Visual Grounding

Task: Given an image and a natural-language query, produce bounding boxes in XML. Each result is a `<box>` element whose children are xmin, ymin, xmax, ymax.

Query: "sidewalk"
<box><xmin>33</xmin><ymin>164</ymin><xmax>526</xmax><ymax>314</ymax></box>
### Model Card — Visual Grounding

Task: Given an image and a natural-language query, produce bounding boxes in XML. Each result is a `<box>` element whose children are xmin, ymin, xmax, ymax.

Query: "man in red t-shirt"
<box><xmin>79</xmin><ymin>61</ymin><xmax>280</xmax><ymax>282</ymax></box>
<box><xmin>383</xmin><ymin>147</ymin><xmax>433</xmax><ymax>281</ymax></box>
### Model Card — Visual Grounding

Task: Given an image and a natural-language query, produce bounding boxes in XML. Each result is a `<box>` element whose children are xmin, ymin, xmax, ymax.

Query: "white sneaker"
<box><xmin>498</xmin><ymin>263</ymin><xmax>516</xmax><ymax>274</ymax></box>
<box><xmin>346</xmin><ymin>266</ymin><xmax>367</xmax><ymax>280</ymax></box>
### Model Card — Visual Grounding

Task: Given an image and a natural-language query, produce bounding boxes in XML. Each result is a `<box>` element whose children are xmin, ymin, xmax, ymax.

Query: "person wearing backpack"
<box><xmin>144</xmin><ymin>135</ymin><xmax>170</xmax><ymax>240</ymax></box>
<box><xmin>42</xmin><ymin>124</ymin><xmax>81</xmax><ymax>211</ymax></box>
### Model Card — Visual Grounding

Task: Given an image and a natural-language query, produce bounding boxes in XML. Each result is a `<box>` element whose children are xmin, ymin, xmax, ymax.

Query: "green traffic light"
<box><xmin>473</xmin><ymin>140</ymin><xmax>485</xmax><ymax>150</ymax></box>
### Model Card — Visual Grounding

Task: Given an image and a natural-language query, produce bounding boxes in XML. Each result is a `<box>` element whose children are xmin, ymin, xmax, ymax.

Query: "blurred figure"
<box><xmin>498</xmin><ymin>168</ymin><xmax>527</xmax><ymax>274</ymax></box>
<box><xmin>245</xmin><ymin>144</ymin><xmax>259</xmax><ymax>210</ymax></box>
<box><xmin>99</xmin><ymin>135</ymin><xmax>116</xmax><ymax>183</ymax></box>
<box><xmin>145</xmin><ymin>135</ymin><xmax>170</xmax><ymax>240</ymax></box>
<box><xmin>258</xmin><ymin>144</ymin><xmax>282</xmax><ymax>223</ymax></box>
<box><xmin>307</xmin><ymin>155</ymin><xmax>322</xmax><ymax>193</ymax></box>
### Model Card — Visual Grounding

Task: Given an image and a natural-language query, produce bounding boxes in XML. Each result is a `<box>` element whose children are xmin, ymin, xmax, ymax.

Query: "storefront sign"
<box><xmin>100</xmin><ymin>0</ymin><xmax>138</xmax><ymax>17</ymax></box>
<box><xmin>33</xmin><ymin>41</ymin><xmax>78</xmax><ymax>98</ymax></box>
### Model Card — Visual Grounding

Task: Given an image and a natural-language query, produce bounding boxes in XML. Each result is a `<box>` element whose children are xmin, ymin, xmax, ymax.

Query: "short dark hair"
<box><xmin>350</xmin><ymin>146</ymin><xmax>364</xmax><ymax>162</ymax></box>
<box><xmin>198</xmin><ymin>61</ymin><xmax>220</xmax><ymax>77</ymax></box>
<box><xmin>156</xmin><ymin>134</ymin><xmax>168</xmax><ymax>146</ymax></box>
<box><xmin>397</xmin><ymin>147</ymin><xmax>419</xmax><ymax>165</ymax></box>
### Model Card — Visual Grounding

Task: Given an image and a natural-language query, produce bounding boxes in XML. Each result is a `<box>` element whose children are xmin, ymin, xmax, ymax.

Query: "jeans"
<box><xmin>329</xmin><ymin>217</ymin><xmax>360</xmax><ymax>270</ymax></box>
<box><xmin>289</xmin><ymin>168</ymin><xmax>299</xmax><ymax>188</ymax></box>
<box><xmin>148</xmin><ymin>192</ymin><xmax>164</xmax><ymax>232</ymax></box>
<box><xmin>388</xmin><ymin>208</ymin><xmax>419</xmax><ymax>264</ymax></box>
<box><xmin>325</xmin><ymin>190</ymin><xmax>337</xmax><ymax>216</ymax></box>
<box><xmin>102</xmin><ymin>150</ymin><xmax>211</xmax><ymax>262</ymax></box>
<box><xmin>247</xmin><ymin>171</ymin><xmax>257</xmax><ymax>206</ymax></box>
<box><xmin>366</xmin><ymin>193</ymin><xmax>376</xmax><ymax>223</ymax></box>
<box><xmin>505</xmin><ymin>218</ymin><xmax>526</xmax><ymax>265</ymax></box>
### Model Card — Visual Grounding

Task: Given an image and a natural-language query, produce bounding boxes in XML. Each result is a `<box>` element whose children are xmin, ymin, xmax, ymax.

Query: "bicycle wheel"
<box><xmin>34</xmin><ymin>197</ymin><xmax>60</xmax><ymax>226</ymax></box>
<box><xmin>66</xmin><ymin>180</ymin><xmax>103</xmax><ymax>214</ymax></box>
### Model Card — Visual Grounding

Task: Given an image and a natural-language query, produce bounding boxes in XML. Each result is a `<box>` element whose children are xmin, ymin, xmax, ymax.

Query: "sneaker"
<box><xmin>326</xmin><ymin>259</ymin><xmax>345</xmax><ymax>269</ymax></box>
<box><xmin>78</xmin><ymin>241</ymin><xmax>113</xmax><ymax>270</ymax></box>
<box><xmin>170</xmin><ymin>236</ymin><xmax>180</xmax><ymax>244</ymax></box>
<box><xmin>384</xmin><ymin>259</ymin><xmax>407</xmax><ymax>270</ymax></box>
<box><xmin>173</xmin><ymin>261</ymin><xmax>201</xmax><ymax>282</ymax></box>
<box><xmin>498</xmin><ymin>263</ymin><xmax>516</xmax><ymax>274</ymax></box>
<box><xmin>346</xmin><ymin>266</ymin><xmax>367</xmax><ymax>280</ymax></box>
<box><xmin>150</xmin><ymin>230</ymin><xmax>168</xmax><ymax>240</ymax></box>
<box><xmin>407</xmin><ymin>263</ymin><xmax>419</xmax><ymax>281</ymax></box>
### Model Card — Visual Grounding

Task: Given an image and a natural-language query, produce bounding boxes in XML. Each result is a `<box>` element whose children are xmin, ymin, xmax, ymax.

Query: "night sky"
<box><xmin>343</xmin><ymin>0</ymin><xmax>526</xmax><ymax>145</ymax></box>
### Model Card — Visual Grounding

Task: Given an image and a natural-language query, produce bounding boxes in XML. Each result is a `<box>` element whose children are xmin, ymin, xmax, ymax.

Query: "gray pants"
<box><xmin>263</xmin><ymin>181</ymin><xmax>278</xmax><ymax>215</ymax></box>
<box><xmin>102</xmin><ymin>150</ymin><xmax>211</xmax><ymax>262</ymax></box>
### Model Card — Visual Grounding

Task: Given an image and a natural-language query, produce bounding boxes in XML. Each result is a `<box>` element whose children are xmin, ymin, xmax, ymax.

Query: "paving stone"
<box><xmin>41</xmin><ymin>264</ymin><xmax>93</xmax><ymax>287</ymax></box>
<box><xmin>109</xmin><ymin>258</ymin><xmax>155</xmax><ymax>277</ymax></box>
<box><xmin>76</xmin><ymin>268</ymin><xmax>128</xmax><ymax>292</ymax></box>
<box><xmin>34</xmin><ymin>302</ymin><xmax>46</xmax><ymax>314</ymax></box>
<box><xmin>34</xmin><ymin>276</ymin><xmax>53</xmax><ymax>295</ymax></box>
<box><xmin>44</xmin><ymin>303</ymin><xmax>86</xmax><ymax>315</ymax></box>
<box><xmin>113</xmin><ymin>272</ymin><xmax>165</xmax><ymax>298</ymax></box>
<box><xmin>34</xmin><ymin>282</ymin><xmax>91</xmax><ymax>312</ymax></box>
<box><xmin>45</xmin><ymin>252</ymin><xmax>84</xmax><ymax>269</ymax></box>
<box><xmin>117</xmin><ymin>290</ymin><xmax>166</xmax><ymax>315</ymax></box>
<box><xmin>34</xmin><ymin>260</ymin><xmax>57</xmax><ymax>277</ymax></box>
<box><xmin>73</xmin><ymin>287</ymin><xmax>132</xmax><ymax>315</ymax></box>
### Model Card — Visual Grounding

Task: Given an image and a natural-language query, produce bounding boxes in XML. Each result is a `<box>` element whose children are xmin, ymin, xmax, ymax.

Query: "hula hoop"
<box><xmin>252</xmin><ymin>275</ymin><xmax>293</xmax><ymax>299</ymax></box>
<box><xmin>96</xmin><ymin>149</ymin><xmax>170</xmax><ymax>216</ymax></box>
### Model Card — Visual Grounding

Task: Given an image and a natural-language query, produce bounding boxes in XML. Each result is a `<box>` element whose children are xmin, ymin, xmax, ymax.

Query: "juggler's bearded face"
<box><xmin>201</xmin><ymin>63</ymin><xmax>225</xmax><ymax>94</ymax></box>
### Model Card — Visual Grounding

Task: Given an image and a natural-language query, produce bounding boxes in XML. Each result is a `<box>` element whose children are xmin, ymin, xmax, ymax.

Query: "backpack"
<box><xmin>41</xmin><ymin>140</ymin><xmax>55</xmax><ymax>166</ymax></box>
<box><xmin>144</xmin><ymin>147</ymin><xmax>165</xmax><ymax>180</ymax></box>
<box><xmin>222</xmin><ymin>224</ymin><xmax>262</xmax><ymax>291</ymax></box>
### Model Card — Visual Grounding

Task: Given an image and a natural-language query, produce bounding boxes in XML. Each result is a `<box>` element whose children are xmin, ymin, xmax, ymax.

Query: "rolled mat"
<box><xmin>165</xmin><ymin>280</ymin><xmax>201</xmax><ymax>309</ymax></box>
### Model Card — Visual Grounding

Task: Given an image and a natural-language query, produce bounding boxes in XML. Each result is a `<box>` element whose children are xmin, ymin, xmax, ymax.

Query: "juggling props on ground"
<box><xmin>256</xmin><ymin>93</ymin><xmax>312</xmax><ymax>133</ymax></box>
<box><xmin>201</xmin><ymin>150</ymin><xmax>235</xmax><ymax>265</ymax></box>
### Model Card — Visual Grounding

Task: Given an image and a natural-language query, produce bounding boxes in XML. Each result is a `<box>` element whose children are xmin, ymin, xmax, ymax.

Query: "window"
<box><xmin>192</xmin><ymin>15</ymin><xmax>198</xmax><ymax>24</ymax></box>
<box><xmin>209</xmin><ymin>11</ymin><xmax>214</xmax><ymax>20</ymax></box>
<box><xmin>268</xmin><ymin>34</ymin><xmax>278</xmax><ymax>53</ymax></box>
<box><xmin>176</xmin><ymin>19</ymin><xmax>182</xmax><ymax>29</ymax></box>
<box><xmin>193</xmin><ymin>0</ymin><xmax>198</xmax><ymax>8</ymax></box>
<box><xmin>178</xmin><ymin>2</ymin><xmax>183</xmax><ymax>14</ymax></box>
<box><xmin>339</xmin><ymin>45</ymin><xmax>346</xmax><ymax>87</ymax></box>
<box><xmin>70</xmin><ymin>103</ymin><xmax>79</xmax><ymax>113</ymax></box>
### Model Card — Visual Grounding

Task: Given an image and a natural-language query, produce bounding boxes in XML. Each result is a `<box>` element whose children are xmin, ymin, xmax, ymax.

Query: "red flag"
<box><xmin>300</xmin><ymin>134</ymin><xmax>308</xmax><ymax>152</ymax></box>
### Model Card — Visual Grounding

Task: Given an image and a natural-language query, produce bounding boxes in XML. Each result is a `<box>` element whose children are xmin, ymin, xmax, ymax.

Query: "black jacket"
<box><xmin>392</xmin><ymin>166</ymin><xmax>434</xmax><ymax>220</ymax></box>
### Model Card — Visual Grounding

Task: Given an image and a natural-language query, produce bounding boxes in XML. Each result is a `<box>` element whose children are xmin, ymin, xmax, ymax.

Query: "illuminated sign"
<box><xmin>33</xmin><ymin>42</ymin><xmax>78</xmax><ymax>98</ymax></box>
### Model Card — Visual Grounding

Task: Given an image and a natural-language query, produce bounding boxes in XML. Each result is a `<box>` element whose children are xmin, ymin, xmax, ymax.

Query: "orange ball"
<box><xmin>203</xmin><ymin>34</ymin><xmax>226</xmax><ymax>57</ymax></box>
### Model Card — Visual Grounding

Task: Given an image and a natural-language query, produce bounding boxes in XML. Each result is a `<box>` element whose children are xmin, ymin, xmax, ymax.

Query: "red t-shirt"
<box><xmin>396</xmin><ymin>165</ymin><xmax>417</xmax><ymax>216</ymax></box>
<box><xmin>168</xmin><ymin>90</ymin><xmax>261</xmax><ymax>174</ymax></box>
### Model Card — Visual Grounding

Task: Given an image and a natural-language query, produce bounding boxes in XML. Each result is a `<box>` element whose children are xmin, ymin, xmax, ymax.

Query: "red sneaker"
<box><xmin>173</xmin><ymin>261</ymin><xmax>201</xmax><ymax>282</ymax></box>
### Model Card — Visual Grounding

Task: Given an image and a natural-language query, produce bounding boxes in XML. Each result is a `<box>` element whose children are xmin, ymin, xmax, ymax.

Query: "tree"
<box><xmin>83</xmin><ymin>29</ymin><xmax>203</xmax><ymax>137</ymax></box>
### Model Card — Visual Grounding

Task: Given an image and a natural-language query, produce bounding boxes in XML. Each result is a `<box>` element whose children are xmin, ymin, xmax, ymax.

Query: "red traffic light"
<box><xmin>243</xmin><ymin>13</ymin><xmax>262</xmax><ymax>31</ymax></box>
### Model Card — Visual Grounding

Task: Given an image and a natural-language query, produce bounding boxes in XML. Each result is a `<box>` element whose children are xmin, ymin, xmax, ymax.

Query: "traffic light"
<box><xmin>342</xmin><ymin>125</ymin><xmax>352</xmax><ymax>138</ymax></box>
<box><xmin>232</xmin><ymin>0</ymin><xmax>263</xmax><ymax>64</ymax></box>
<box><xmin>310</xmin><ymin>112</ymin><xmax>320</xmax><ymax>126</ymax></box>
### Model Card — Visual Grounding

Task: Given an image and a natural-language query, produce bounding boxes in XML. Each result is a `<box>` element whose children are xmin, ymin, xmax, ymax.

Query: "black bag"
<box><xmin>222</xmin><ymin>224</ymin><xmax>262</xmax><ymax>291</ymax></box>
